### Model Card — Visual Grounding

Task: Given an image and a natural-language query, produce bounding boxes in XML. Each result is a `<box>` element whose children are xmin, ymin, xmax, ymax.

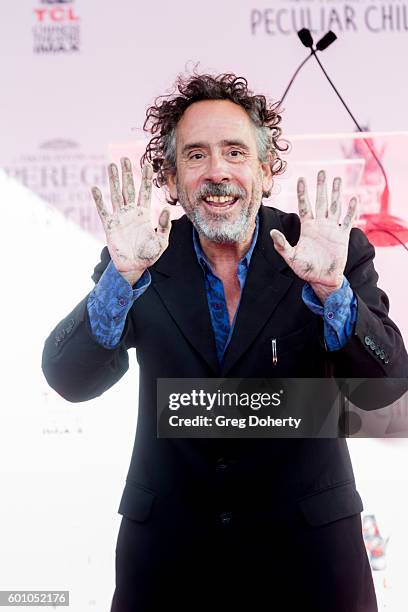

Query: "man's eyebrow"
<box><xmin>220</xmin><ymin>139</ymin><xmax>251</xmax><ymax>151</ymax></box>
<box><xmin>181</xmin><ymin>139</ymin><xmax>251</xmax><ymax>155</ymax></box>
<box><xmin>181</xmin><ymin>142</ymin><xmax>208</xmax><ymax>155</ymax></box>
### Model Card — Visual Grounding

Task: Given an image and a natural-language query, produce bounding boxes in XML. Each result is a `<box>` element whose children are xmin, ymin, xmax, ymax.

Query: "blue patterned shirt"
<box><xmin>302</xmin><ymin>280</ymin><xmax>357</xmax><ymax>351</ymax></box>
<box><xmin>87</xmin><ymin>216</ymin><xmax>357</xmax><ymax>359</ymax></box>
<box><xmin>87</xmin><ymin>265</ymin><xmax>150</xmax><ymax>348</ymax></box>
<box><xmin>192</xmin><ymin>218</ymin><xmax>259</xmax><ymax>362</ymax></box>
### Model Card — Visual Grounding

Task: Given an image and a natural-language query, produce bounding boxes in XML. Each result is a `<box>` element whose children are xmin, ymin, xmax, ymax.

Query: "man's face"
<box><xmin>167</xmin><ymin>99</ymin><xmax>272</xmax><ymax>243</ymax></box>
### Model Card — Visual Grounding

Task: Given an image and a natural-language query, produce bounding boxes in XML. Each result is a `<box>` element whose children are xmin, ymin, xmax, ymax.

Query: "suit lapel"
<box><xmin>220</xmin><ymin>206</ymin><xmax>295</xmax><ymax>375</ymax></box>
<box><xmin>151</xmin><ymin>215</ymin><xmax>220</xmax><ymax>374</ymax></box>
<box><xmin>151</xmin><ymin>206</ymin><xmax>297</xmax><ymax>376</ymax></box>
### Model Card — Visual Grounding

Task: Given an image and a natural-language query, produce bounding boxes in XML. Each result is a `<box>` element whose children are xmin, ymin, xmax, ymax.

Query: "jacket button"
<box><xmin>375</xmin><ymin>347</ymin><xmax>381</xmax><ymax>356</ymax></box>
<box><xmin>219</xmin><ymin>512</ymin><xmax>232</xmax><ymax>526</ymax></box>
<box><xmin>364</xmin><ymin>336</ymin><xmax>371</xmax><ymax>346</ymax></box>
<box><xmin>216</xmin><ymin>457</ymin><xmax>229</xmax><ymax>471</ymax></box>
<box><xmin>65</xmin><ymin>318</ymin><xmax>75</xmax><ymax>334</ymax></box>
<box><xmin>370</xmin><ymin>341</ymin><xmax>376</xmax><ymax>351</ymax></box>
<box><xmin>55</xmin><ymin>329</ymin><xmax>66</xmax><ymax>342</ymax></box>
<box><xmin>380</xmin><ymin>351</ymin><xmax>385</xmax><ymax>360</ymax></box>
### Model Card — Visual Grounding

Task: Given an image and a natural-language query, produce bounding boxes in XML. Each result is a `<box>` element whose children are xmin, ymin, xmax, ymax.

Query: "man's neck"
<box><xmin>198</xmin><ymin>221</ymin><xmax>256</xmax><ymax>269</ymax></box>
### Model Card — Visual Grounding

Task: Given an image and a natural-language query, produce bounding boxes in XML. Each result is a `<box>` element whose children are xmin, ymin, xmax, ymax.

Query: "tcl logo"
<box><xmin>34</xmin><ymin>7</ymin><xmax>79</xmax><ymax>22</ymax></box>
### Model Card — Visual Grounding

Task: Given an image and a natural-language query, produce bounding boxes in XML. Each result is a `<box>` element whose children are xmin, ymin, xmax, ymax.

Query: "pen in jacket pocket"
<box><xmin>271</xmin><ymin>338</ymin><xmax>278</xmax><ymax>365</ymax></box>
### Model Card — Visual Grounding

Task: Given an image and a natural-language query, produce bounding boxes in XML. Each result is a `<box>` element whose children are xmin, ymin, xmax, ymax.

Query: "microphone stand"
<box><xmin>282</xmin><ymin>29</ymin><xmax>408</xmax><ymax>249</ymax></box>
<box><xmin>310</xmin><ymin>51</ymin><xmax>408</xmax><ymax>249</ymax></box>
<box><xmin>280</xmin><ymin>52</ymin><xmax>313</xmax><ymax>105</ymax></box>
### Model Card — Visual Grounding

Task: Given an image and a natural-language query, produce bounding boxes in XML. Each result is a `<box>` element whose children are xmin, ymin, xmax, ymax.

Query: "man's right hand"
<box><xmin>91</xmin><ymin>158</ymin><xmax>172</xmax><ymax>286</ymax></box>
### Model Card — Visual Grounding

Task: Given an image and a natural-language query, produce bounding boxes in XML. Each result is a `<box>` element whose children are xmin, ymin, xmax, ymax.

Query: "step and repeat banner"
<box><xmin>1</xmin><ymin>0</ymin><xmax>408</xmax><ymax>239</ymax></box>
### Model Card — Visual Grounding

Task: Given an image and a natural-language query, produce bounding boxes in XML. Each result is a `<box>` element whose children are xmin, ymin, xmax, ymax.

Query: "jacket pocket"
<box><xmin>265</xmin><ymin>321</ymin><xmax>317</xmax><ymax>358</ymax></box>
<box><xmin>298</xmin><ymin>482</ymin><xmax>363</xmax><ymax>526</ymax></box>
<box><xmin>118</xmin><ymin>481</ymin><xmax>156</xmax><ymax>522</ymax></box>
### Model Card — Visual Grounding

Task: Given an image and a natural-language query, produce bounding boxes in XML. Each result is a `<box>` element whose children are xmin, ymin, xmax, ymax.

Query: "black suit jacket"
<box><xmin>42</xmin><ymin>204</ymin><xmax>408</xmax><ymax>556</ymax></box>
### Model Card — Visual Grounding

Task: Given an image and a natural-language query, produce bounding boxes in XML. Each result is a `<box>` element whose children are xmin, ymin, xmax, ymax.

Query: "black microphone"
<box><xmin>316</xmin><ymin>30</ymin><xmax>337</xmax><ymax>51</ymax></box>
<box><xmin>298</xmin><ymin>28</ymin><xmax>314</xmax><ymax>48</ymax></box>
<box><xmin>280</xmin><ymin>30</ymin><xmax>336</xmax><ymax>105</ymax></box>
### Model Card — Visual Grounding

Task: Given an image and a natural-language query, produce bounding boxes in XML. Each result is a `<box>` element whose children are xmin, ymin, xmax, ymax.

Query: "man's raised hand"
<box><xmin>270</xmin><ymin>170</ymin><xmax>358</xmax><ymax>302</ymax></box>
<box><xmin>92</xmin><ymin>159</ymin><xmax>172</xmax><ymax>286</ymax></box>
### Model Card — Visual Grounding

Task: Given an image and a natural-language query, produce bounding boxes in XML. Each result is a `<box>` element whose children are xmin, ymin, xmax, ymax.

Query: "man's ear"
<box><xmin>167</xmin><ymin>172</ymin><xmax>178</xmax><ymax>201</ymax></box>
<box><xmin>261</xmin><ymin>154</ymin><xmax>273</xmax><ymax>195</ymax></box>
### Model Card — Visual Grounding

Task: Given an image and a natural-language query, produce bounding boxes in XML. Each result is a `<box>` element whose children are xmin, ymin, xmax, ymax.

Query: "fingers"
<box><xmin>91</xmin><ymin>187</ymin><xmax>109</xmax><ymax>224</ymax></box>
<box><xmin>121</xmin><ymin>157</ymin><xmax>136</xmax><ymax>205</ymax></box>
<box><xmin>137</xmin><ymin>163</ymin><xmax>153</xmax><ymax>209</ymax></box>
<box><xmin>329</xmin><ymin>177</ymin><xmax>342</xmax><ymax>223</ymax></box>
<box><xmin>298</xmin><ymin>172</ymin><xmax>344</xmax><ymax>222</ymax></box>
<box><xmin>341</xmin><ymin>197</ymin><xmax>358</xmax><ymax>231</ymax></box>
<box><xmin>297</xmin><ymin>178</ymin><xmax>313</xmax><ymax>220</ymax></box>
<box><xmin>315</xmin><ymin>170</ymin><xmax>328</xmax><ymax>218</ymax></box>
<box><xmin>108</xmin><ymin>163</ymin><xmax>125</xmax><ymax>211</ymax></box>
<box><xmin>93</xmin><ymin>159</ymin><xmax>153</xmax><ymax>223</ymax></box>
<box><xmin>157</xmin><ymin>208</ymin><xmax>172</xmax><ymax>247</ymax></box>
<box><xmin>270</xmin><ymin>229</ymin><xmax>294</xmax><ymax>261</ymax></box>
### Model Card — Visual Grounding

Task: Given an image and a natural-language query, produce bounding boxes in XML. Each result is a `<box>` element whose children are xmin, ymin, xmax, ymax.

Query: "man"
<box><xmin>42</xmin><ymin>72</ymin><xmax>408</xmax><ymax>611</ymax></box>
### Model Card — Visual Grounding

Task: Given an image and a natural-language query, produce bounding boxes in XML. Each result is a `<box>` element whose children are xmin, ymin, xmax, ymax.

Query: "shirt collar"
<box><xmin>192</xmin><ymin>214</ymin><xmax>260</xmax><ymax>274</ymax></box>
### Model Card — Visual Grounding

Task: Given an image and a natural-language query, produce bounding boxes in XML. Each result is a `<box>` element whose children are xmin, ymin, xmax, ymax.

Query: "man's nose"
<box><xmin>204</xmin><ymin>153</ymin><xmax>232</xmax><ymax>183</ymax></box>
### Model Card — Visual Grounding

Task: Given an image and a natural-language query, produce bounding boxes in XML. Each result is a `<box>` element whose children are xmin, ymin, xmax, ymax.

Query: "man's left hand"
<box><xmin>270</xmin><ymin>170</ymin><xmax>358</xmax><ymax>303</ymax></box>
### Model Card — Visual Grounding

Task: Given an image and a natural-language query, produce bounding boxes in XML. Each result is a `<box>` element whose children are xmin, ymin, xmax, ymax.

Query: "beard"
<box><xmin>176</xmin><ymin>174</ymin><xmax>263</xmax><ymax>243</ymax></box>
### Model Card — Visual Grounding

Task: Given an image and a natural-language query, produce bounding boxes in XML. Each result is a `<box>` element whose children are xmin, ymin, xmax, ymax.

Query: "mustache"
<box><xmin>196</xmin><ymin>182</ymin><xmax>247</xmax><ymax>199</ymax></box>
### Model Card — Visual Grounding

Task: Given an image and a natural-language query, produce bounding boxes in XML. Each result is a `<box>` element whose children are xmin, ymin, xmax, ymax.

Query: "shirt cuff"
<box><xmin>86</xmin><ymin>261</ymin><xmax>151</xmax><ymax>349</ymax></box>
<box><xmin>92</xmin><ymin>260</ymin><xmax>151</xmax><ymax>317</ymax></box>
<box><xmin>302</xmin><ymin>277</ymin><xmax>357</xmax><ymax>351</ymax></box>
